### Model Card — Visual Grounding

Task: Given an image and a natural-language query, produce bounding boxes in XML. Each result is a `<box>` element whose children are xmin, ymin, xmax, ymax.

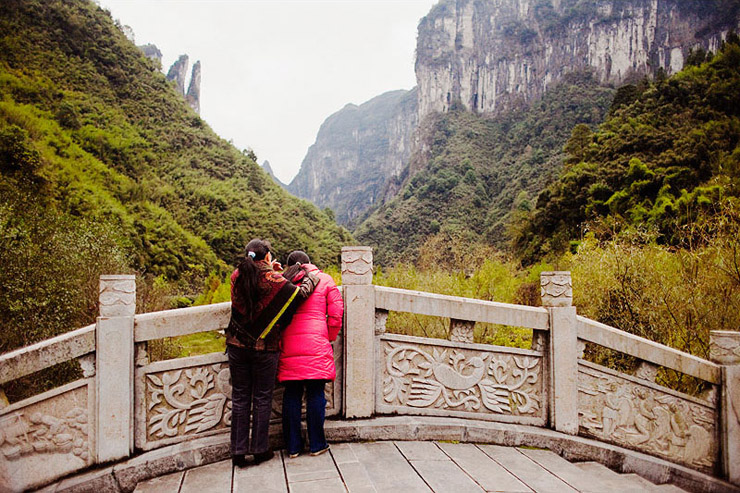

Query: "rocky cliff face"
<box><xmin>416</xmin><ymin>0</ymin><xmax>740</xmax><ymax>119</ymax></box>
<box><xmin>288</xmin><ymin>89</ymin><xmax>418</xmax><ymax>226</ymax></box>
<box><xmin>186</xmin><ymin>60</ymin><xmax>201</xmax><ymax>114</ymax></box>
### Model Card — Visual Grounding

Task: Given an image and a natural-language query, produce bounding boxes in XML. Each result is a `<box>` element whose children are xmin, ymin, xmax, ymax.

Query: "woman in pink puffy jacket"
<box><xmin>278</xmin><ymin>250</ymin><xmax>344</xmax><ymax>458</ymax></box>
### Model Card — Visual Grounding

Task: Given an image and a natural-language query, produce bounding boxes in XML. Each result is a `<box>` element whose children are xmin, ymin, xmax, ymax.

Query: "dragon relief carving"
<box><xmin>578</xmin><ymin>365</ymin><xmax>717</xmax><ymax>471</ymax></box>
<box><xmin>147</xmin><ymin>364</ymin><xmax>232</xmax><ymax>439</ymax></box>
<box><xmin>382</xmin><ymin>342</ymin><xmax>541</xmax><ymax>416</ymax></box>
<box><xmin>0</xmin><ymin>407</ymin><xmax>89</xmax><ymax>462</ymax></box>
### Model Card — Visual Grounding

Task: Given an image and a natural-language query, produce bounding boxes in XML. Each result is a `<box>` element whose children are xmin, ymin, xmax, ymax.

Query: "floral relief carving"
<box><xmin>0</xmin><ymin>407</ymin><xmax>89</xmax><ymax>462</ymax></box>
<box><xmin>147</xmin><ymin>364</ymin><xmax>232</xmax><ymax>439</ymax></box>
<box><xmin>578</xmin><ymin>364</ymin><xmax>718</xmax><ymax>472</ymax></box>
<box><xmin>381</xmin><ymin>341</ymin><xmax>542</xmax><ymax>417</ymax></box>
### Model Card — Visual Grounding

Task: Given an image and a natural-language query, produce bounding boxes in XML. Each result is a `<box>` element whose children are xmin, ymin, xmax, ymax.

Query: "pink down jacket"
<box><xmin>278</xmin><ymin>264</ymin><xmax>344</xmax><ymax>382</ymax></box>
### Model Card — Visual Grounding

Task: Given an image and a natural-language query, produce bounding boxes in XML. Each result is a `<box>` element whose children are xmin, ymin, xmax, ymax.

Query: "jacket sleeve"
<box><xmin>326</xmin><ymin>278</ymin><xmax>344</xmax><ymax>342</ymax></box>
<box><xmin>293</xmin><ymin>270</ymin><xmax>320</xmax><ymax>300</ymax></box>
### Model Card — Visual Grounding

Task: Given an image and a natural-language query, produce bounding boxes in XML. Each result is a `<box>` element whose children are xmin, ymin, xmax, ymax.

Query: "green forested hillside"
<box><xmin>354</xmin><ymin>72</ymin><xmax>613</xmax><ymax>265</ymax></box>
<box><xmin>0</xmin><ymin>0</ymin><xmax>351</xmax><ymax>352</ymax></box>
<box><xmin>514</xmin><ymin>38</ymin><xmax>740</xmax><ymax>262</ymax></box>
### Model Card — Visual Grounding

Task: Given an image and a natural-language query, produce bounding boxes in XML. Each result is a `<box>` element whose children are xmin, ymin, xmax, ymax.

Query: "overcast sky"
<box><xmin>97</xmin><ymin>0</ymin><xmax>437</xmax><ymax>184</ymax></box>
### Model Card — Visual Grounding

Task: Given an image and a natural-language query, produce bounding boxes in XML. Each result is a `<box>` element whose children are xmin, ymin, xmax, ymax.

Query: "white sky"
<box><xmin>97</xmin><ymin>0</ymin><xmax>437</xmax><ymax>184</ymax></box>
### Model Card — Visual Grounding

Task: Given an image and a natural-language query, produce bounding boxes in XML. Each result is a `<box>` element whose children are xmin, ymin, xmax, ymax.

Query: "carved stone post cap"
<box><xmin>540</xmin><ymin>271</ymin><xmax>572</xmax><ymax>307</ymax></box>
<box><xmin>341</xmin><ymin>246</ymin><xmax>373</xmax><ymax>285</ymax></box>
<box><xmin>709</xmin><ymin>330</ymin><xmax>740</xmax><ymax>365</ymax></box>
<box><xmin>99</xmin><ymin>274</ymin><xmax>136</xmax><ymax>317</ymax></box>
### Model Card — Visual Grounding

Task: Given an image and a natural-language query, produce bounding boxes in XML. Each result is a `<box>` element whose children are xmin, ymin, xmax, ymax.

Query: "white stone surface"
<box><xmin>99</xmin><ymin>275</ymin><xmax>136</xmax><ymax>318</ymax></box>
<box><xmin>134</xmin><ymin>302</ymin><xmax>230</xmax><ymax>342</ymax></box>
<box><xmin>375</xmin><ymin>286</ymin><xmax>549</xmax><ymax>329</ymax></box>
<box><xmin>96</xmin><ymin>315</ymin><xmax>134</xmax><ymax>462</ymax></box>
<box><xmin>343</xmin><ymin>284</ymin><xmax>376</xmax><ymax>418</ymax></box>
<box><xmin>549</xmin><ymin>306</ymin><xmax>578</xmax><ymax>435</ymax></box>
<box><xmin>540</xmin><ymin>271</ymin><xmax>573</xmax><ymax>307</ymax></box>
<box><xmin>577</xmin><ymin>316</ymin><xmax>721</xmax><ymax>384</ymax></box>
<box><xmin>722</xmin><ymin>365</ymin><xmax>740</xmax><ymax>486</ymax></box>
<box><xmin>710</xmin><ymin>331</ymin><xmax>740</xmax><ymax>365</ymax></box>
<box><xmin>341</xmin><ymin>246</ymin><xmax>373</xmax><ymax>285</ymax></box>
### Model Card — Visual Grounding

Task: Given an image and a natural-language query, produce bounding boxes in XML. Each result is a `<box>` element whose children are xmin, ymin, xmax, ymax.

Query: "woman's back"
<box><xmin>278</xmin><ymin>264</ymin><xmax>343</xmax><ymax>382</ymax></box>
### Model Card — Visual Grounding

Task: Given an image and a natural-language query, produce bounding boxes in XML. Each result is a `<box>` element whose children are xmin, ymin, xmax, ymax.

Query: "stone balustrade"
<box><xmin>0</xmin><ymin>246</ymin><xmax>738</xmax><ymax>492</ymax></box>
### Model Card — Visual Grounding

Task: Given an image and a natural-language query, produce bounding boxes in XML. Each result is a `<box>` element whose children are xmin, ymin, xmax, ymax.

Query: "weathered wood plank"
<box><xmin>333</xmin><ymin>442</ymin><xmax>430</xmax><ymax>492</ymax></box>
<box><xmin>0</xmin><ymin>324</ymin><xmax>95</xmax><ymax>384</ymax></box>
<box><xmin>576</xmin><ymin>316</ymin><xmax>720</xmax><ymax>384</ymax></box>
<box><xmin>133</xmin><ymin>470</ymin><xmax>184</xmax><ymax>492</ymax></box>
<box><xmin>179</xmin><ymin>460</ymin><xmax>232</xmax><ymax>493</ymax></box>
<box><xmin>437</xmin><ymin>442</ymin><xmax>532</xmax><ymax>493</ymax></box>
<box><xmin>134</xmin><ymin>302</ymin><xmax>230</xmax><ymax>342</ymax></box>
<box><xmin>477</xmin><ymin>445</ymin><xmax>578</xmax><ymax>493</ymax></box>
<box><xmin>375</xmin><ymin>286</ymin><xmax>549</xmax><ymax>330</ymax></box>
<box><xmin>233</xmin><ymin>452</ymin><xmax>287</xmax><ymax>493</ymax></box>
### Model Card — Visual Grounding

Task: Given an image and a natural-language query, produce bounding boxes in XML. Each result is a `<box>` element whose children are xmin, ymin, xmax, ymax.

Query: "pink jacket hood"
<box><xmin>278</xmin><ymin>264</ymin><xmax>344</xmax><ymax>382</ymax></box>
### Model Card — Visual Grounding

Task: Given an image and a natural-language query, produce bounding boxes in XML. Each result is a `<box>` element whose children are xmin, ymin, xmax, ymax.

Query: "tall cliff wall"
<box><xmin>416</xmin><ymin>0</ymin><xmax>740</xmax><ymax>119</ymax></box>
<box><xmin>288</xmin><ymin>89</ymin><xmax>418</xmax><ymax>226</ymax></box>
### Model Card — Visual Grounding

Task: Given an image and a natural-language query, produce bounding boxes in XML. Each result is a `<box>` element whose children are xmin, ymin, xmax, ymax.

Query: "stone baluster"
<box><xmin>541</xmin><ymin>271</ymin><xmax>578</xmax><ymax>435</ymax></box>
<box><xmin>341</xmin><ymin>247</ymin><xmax>375</xmax><ymax>418</ymax></box>
<box><xmin>96</xmin><ymin>274</ymin><xmax>136</xmax><ymax>462</ymax></box>
<box><xmin>709</xmin><ymin>330</ymin><xmax>740</xmax><ymax>486</ymax></box>
<box><xmin>449</xmin><ymin>319</ymin><xmax>475</xmax><ymax>344</ymax></box>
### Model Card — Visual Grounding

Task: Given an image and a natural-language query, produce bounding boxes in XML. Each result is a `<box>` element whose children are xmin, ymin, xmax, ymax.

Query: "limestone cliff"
<box><xmin>288</xmin><ymin>89</ymin><xmax>418</xmax><ymax>226</ymax></box>
<box><xmin>166</xmin><ymin>54</ymin><xmax>189</xmax><ymax>96</ymax></box>
<box><xmin>416</xmin><ymin>0</ymin><xmax>740</xmax><ymax>119</ymax></box>
<box><xmin>186</xmin><ymin>60</ymin><xmax>201</xmax><ymax>114</ymax></box>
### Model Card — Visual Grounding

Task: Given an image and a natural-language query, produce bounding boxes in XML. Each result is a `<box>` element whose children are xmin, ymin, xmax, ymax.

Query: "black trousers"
<box><xmin>227</xmin><ymin>345</ymin><xmax>279</xmax><ymax>456</ymax></box>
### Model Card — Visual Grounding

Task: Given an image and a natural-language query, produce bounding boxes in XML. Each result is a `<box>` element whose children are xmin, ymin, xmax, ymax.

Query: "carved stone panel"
<box><xmin>709</xmin><ymin>330</ymin><xmax>740</xmax><ymax>365</ymax></box>
<box><xmin>0</xmin><ymin>379</ymin><xmax>94</xmax><ymax>492</ymax></box>
<box><xmin>540</xmin><ymin>271</ymin><xmax>572</xmax><ymax>307</ymax></box>
<box><xmin>341</xmin><ymin>246</ymin><xmax>373</xmax><ymax>285</ymax></box>
<box><xmin>136</xmin><ymin>347</ymin><xmax>343</xmax><ymax>450</ymax></box>
<box><xmin>578</xmin><ymin>361</ymin><xmax>718</xmax><ymax>472</ymax></box>
<box><xmin>378</xmin><ymin>334</ymin><xmax>545</xmax><ymax>425</ymax></box>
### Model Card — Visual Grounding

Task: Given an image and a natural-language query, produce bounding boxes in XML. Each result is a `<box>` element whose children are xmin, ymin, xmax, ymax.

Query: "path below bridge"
<box><xmin>133</xmin><ymin>441</ymin><xmax>687</xmax><ymax>493</ymax></box>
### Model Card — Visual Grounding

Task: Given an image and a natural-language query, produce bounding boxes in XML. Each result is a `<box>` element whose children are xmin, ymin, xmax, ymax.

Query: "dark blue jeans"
<box><xmin>282</xmin><ymin>379</ymin><xmax>327</xmax><ymax>454</ymax></box>
<box><xmin>227</xmin><ymin>345</ymin><xmax>280</xmax><ymax>456</ymax></box>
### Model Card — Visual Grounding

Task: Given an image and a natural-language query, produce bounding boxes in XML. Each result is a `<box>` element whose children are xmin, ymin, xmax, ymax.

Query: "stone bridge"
<box><xmin>1</xmin><ymin>247</ymin><xmax>739</xmax><ymax>492</ymax></box>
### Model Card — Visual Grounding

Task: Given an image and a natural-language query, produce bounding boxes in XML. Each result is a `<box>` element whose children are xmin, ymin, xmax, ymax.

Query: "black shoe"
<box><xmin>232</xmin><ymin>455</ymin><xmax>248</xmax><ymax>468</ymax></box>
<box><xmin>253</xmin><ymin>450</ymin><xmax>274</xmax><ymax>464</ymax></box>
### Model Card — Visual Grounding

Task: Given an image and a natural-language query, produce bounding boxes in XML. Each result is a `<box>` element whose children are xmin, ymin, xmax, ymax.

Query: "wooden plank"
<box><xmin>0</xmin><ymin>324</ymin><xmax>95</xmax><ymax>384</ymax></box>
<box><xmin>437</xmin><ymin>442</ymin><xmax>532</xmax><ymax>493</ymax></box>
<box><xmin>134</xmin><ymin>302</ymin><xmax>230</xmax><ymax>342</ymax></box>
<box><xmin>234</xmin><ymin>451</ymin><xmax>287</xmax><ymax>493</ymax></box>
<box><xmin>576</xmin><ymin>316</ymin><xmax>720</xmax><ymax>384</ymax></box>
<box><xmin>519</xmin><ymin>448</ymin><xmax>631</xmax><ymax>493</ymax></box>
<box><xmin>333</xmin><ymin>442</ymin><xmax>430</xmax><ymax>492</ymax></box>
<box><xmin>180</xmin><ymin>460</ymin><xmax>232</xmax><ymax>493</ymax></box>
<box><xmin>375</xmin><ymin>286</ymin><xmax>549</xmax><ymax>330</ymax></box>
<box><xmin>477</xmin><ymin>445</ymin><xmax>578</xmax><ymax>493</ymax></box>
<box><xmin>133</xmin><ymin>470</ymin><xmax>184</xmax><ymax>492</ymax></box>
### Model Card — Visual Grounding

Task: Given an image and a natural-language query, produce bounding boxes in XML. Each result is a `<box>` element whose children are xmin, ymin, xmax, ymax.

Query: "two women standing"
<box><xmin>226</xmin><ymin>239</ymin><xmax>343</xmax><ymax>467</ymax></box>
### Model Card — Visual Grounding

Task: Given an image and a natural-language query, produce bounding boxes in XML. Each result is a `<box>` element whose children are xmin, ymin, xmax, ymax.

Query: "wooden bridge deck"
<box><xmin>133</xmin><ymin>441</ymin><xmax>687</xmax><ymax>493</ymax></box>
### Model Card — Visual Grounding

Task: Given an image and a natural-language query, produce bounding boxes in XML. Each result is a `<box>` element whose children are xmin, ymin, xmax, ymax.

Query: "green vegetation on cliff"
<box><xmin>354</xmin><ymin>72</ymin><xmax>613</xmax><ymax>265</ymax></box>
<box><xmin>0</xmin><ymin>0</ymin><xmax>351</xmax><ymax>353</ymax></box>
<box><xmin>514</xmin><ymin>37</ymin><xmax>740</xmax><ymax>261</ymax></box>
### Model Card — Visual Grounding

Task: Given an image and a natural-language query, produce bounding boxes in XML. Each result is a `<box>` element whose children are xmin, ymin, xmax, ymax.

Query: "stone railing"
<box><xmin>1</xmin><ymin>248</ymin><xmax>738</xmax><ymax>492</ymax></box>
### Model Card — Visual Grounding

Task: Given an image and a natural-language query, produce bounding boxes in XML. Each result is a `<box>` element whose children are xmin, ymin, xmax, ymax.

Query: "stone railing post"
<box><xmin>341</xmin><ymin>246</ymin><xmax>375</xmax><ymax>418</ymax></box>
<box><xmin>710</xmin><ymin>330</ymin><xmax>740</xmax><ymax>485</ymax></box>
<box><xmin>541</xmin><ymin>271</ymin><xmax>578</xmax><ymax>435</ymax></box>
<box><xmin>96</xmin><ymin>275</ymin><xmax>136</xmax><ymax>462</ymax></box>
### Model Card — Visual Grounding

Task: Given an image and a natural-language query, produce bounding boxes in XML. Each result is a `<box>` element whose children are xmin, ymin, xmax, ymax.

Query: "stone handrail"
<box><xmin>375</xmin><ymin>286</ymin><xmax>549</xmax><ymax>329</ymax></box>
<box><xmin>1</xmin><ymin>248</ymin><xmax>738</xmax><ymax>492</ymax></box>
<box><xmin>134</xmin><ymin>301</ymin><xmax>230</xmax><ymax>342</ymax></box>
<box><xmin>0</xmin><ymin>323</ymin><xmax>95</xmax><ymax>385</ymax></box>
<box><xmin>576</xmin><ymin>315</ymin><xmax>721</xmax><ymax>384</ymax></box>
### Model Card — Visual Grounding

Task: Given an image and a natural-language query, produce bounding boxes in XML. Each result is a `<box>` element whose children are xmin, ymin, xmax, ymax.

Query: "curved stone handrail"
<box><xmin>0</xmin><ymin>247</ymin><xmax>738</xmax><ymax>493</ymax></box>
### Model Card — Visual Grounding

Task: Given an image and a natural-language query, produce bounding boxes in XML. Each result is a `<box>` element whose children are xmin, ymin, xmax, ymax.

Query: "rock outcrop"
<box><xmin>262</xmin><ymin>160</ymin><xmax>286</xmax><ymax>188</ymax></box>
<box><xmin>166</xmin><ymin>54</ymin><xmax>189</xmax><ymax>96</ymax></box>
<box><xmin>186</xmin><ymin>61</ymin><xmax>201</xmax><ymax>114</ymax></box>
<box><xmin>138</xmin><ymin>43</ymin><xmax>162</xmax><ymax>66</ymax></box>
<box><xmin>288</xmin><ymin>89</ymin><xmax>418</xmax><ymax>226</ymax></box>
<box><xmin>416</xmin><ymin>0</ymin><xmax>740</xmax><ymax>119</ymax></box>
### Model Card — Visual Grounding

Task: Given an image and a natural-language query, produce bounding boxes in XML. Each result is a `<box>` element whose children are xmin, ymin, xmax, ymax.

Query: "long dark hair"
<box><xmin>283</xmin><ymin>250</ymin><xmax>310</xmax><ymax>281</ymax></box>
<box><xmin>233</xmin><ymin>238</ymin><xmax>271</xmax><ymax>315</ymax></box>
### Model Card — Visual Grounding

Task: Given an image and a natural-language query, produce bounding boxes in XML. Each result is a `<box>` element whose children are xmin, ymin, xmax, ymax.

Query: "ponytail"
<box><xmin>233</xmin><ymin>238</ymin><xmax>271</xmax><ymax>316</ymax></box>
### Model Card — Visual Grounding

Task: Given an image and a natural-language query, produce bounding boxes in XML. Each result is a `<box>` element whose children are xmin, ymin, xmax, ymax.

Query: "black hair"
<box><xmin>283</xmin><ymin>250</ymin><xmax>311</xmax><ymax>281</ymax></box>
<box><xmin>233</xmin><ymin>238</ymin><xmax>271</xmax><ymax>316</ymax></box>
